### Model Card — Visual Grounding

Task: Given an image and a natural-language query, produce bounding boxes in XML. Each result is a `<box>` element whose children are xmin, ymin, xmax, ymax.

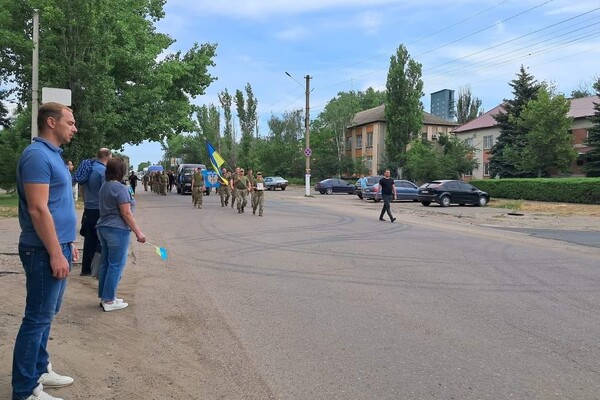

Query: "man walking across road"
<box><xmin>80</xmin><ymin>148</ymin><xmax>111</xmax><ymax>276</ymax></box>
<box><xmin>378</xmin><ymin>169</ymin><xmax>397</xmax><ymax>222</ymax></box>
<box><xmin>13</xmin><ymin>102</ymin><xmax>79</xmax><ymax>400</ymax></box>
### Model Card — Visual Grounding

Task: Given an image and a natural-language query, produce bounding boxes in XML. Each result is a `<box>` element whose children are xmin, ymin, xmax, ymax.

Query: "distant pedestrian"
<box><xmin>252</xmin><ymin>172</ymin><xmax>265</xmax><ymax>216</ymax></box>
<box><xmin>378</xmin><ymin>169</ymin><xmax>396</xmax><ymax>222</ymax></box>
<box><xmin>128</xmin><ymin>171</ymin><xmax>139</xmax><ymax>194</ymax></box>
<box><xmin>358</xmin><ymin>174</ymin><xmax>367</xmax><ymax>201</ymax></box>
<box><xmin>13</xmin><ymin>102</ymin><xmax>79</xmax><ymax>400</ymax></box>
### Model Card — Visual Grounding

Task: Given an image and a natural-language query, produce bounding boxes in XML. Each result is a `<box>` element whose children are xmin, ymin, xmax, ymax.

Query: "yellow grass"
<box><xmin>490</xmin><ymin>199</ymin><xmax>600</xmax><ymax>216</ymax></box>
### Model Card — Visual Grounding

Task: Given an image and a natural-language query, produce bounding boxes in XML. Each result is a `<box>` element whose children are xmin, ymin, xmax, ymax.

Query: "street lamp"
<box><xmin>285</xmin><ymin>72</ymin><xmax>312</xmax><ymax>196</ymax></box>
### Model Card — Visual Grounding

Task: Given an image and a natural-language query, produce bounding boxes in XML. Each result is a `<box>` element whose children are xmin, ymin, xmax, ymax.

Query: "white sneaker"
<box><xmin>99</xmin><ymin>298</ymin><xmax>123</xmax><ymax>308</ymax></box>
<box><xmin>38</xmin><ymin>363</ymin><xmax>74</xmax><ymax>388</ymax></box>
<box><xmin>101</xmin><ymin>301</ymin><xmax>129</xmax><ymax>312</ymax></box>
<box><xmin>26</xmin><ymin>383</ymin><xmax>64</xmax><ymax>400</ymax></box>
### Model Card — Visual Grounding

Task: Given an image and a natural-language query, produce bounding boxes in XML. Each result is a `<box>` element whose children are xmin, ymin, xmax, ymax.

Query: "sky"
<box><xmin>123</xmin><ymin>0</ymin><xmax>600</xmax><ymax>169</ymax></box>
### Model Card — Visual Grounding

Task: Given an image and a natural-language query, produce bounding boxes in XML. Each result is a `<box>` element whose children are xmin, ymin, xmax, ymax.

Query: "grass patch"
<box><xmin>490</xmin><ymin>199</ymin><xmax>523</xmax><ymax>211</ymax></box>
<box><xmin>0</xmin><ymin>193</ymin><xmax>19</xmax><ymax>218</ymax></box>
<box><xmin>491</xmin><ymin>198</ymin><xmax>600</xmax><ymax>216</ymax></box>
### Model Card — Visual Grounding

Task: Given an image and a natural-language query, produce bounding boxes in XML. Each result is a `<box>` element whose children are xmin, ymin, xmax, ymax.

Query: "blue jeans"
<box><xmin>13</xmin><ymin>243</ymin><xmax>72</xmax><ymax>400</ymax></box>
<box><xmin>97</xmin><ymin>226</ymin><xmax>130</xmax><ymax>302</ymax></box>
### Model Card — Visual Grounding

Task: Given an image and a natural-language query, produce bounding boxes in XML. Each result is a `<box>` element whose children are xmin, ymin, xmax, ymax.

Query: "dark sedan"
<box><xmin>418</xmin><ymin>180</ymin><xmax>490</xmax><ymax>207</ymax></box>
<box><xmin>315</xmin><ymin>178</ymin><xmax>355</xmax><ymax>195</ymax></box>
<box><xmin>371</xmin><ymin>180</ymin><xmax>419</xmax><ymax>202</ymax></box>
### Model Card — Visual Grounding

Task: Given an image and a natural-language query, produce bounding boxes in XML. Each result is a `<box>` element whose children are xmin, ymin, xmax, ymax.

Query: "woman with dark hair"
<box><xmin>96</xmin><ymin>158</ymin><xmax>145</xmax><ymax>311</ymax></box>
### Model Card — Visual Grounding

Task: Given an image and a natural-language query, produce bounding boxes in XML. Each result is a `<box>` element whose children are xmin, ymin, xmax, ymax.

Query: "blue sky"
<box><xmin>124</xmin><ymin>0</ymin><xmax>600</xmax><ymax>169</ymax></box>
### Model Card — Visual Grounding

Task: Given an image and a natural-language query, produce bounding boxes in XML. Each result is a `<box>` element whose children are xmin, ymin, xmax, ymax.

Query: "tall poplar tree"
<box><xmin>384</xmin><ymin>44</ymin><xmax>424</xmax><ymax>173</ymax></box>
<box><xmin>235</xmin><ymin>83</ymin><xmax>258</xmax><ymax>168</ymax></box>
<box><xmin>584</xmin><ymin>78</ymin><xmax>600</xmax><ymax>177</ymax></box>
<box><xmin>456</xmin><ymin>85</ymin><xmax>483</xmax><ymax>125</ymax></box>
<box><xmin>489</xmin><ymin>66</ymin><xmax>541</xmax><ymax>178</ymax></box>
<box><xmin>218</xmin><ymin>88</ymin><xmax>235</xmax><ymax>164</ymax></box>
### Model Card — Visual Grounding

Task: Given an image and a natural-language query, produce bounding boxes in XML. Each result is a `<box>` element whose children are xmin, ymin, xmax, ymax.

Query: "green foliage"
<box><xmin>471</xmin><ymin>178</ymin><xmax>600</xmax><ymax>204</ymax></box>
<box><xmin>403</xmin><ymin>134</ymin><xmax>478</xmax><ymax>184</ymax></box>
<box><xmin>456</xmin><ymin>85</ymin><xmax>482</xmax><ymax>125</ymax></box>
<box><xmin>490</xmin><ymin>65</ymin><xmax>542</xmax><ymax>178</ymax></box>
<box><xmin>0</xmin><ymin>193</ymin><xmax>19</xmax><ymax>218</ymax></box>
<box><xmin>255</xmin><ymin>110</ymin><xmax>303</xmax><ymax>177</ymax></box>
<box><xmin>235</xmin><ymin>83</ymin><xmax>258</xmax><ymax>168</ymax></box>
<box><xmin>509</xmin><ymin>87</ymin><xmax>576</xmax><ymax>177</ymax></box>
<box><xmin>218</xmin><ymin>88</ymin><xmax>236</xmax><ymax>165</ymax></box>
<box><xmin>584</xmin><ymin>78</ymin><xmax>600</xmax><ymax>177</ymax></box>
<box><xmin>0</xmin><ymin>111</ymin><xmax>31</xmax><ymax>191</ymax></box>
<box><xmin>1</xmin><ymin>0</ymin><xmax>217</xmax><ymax>166</ymax></box>
<box><xmin>137</xmin><ymin>161</ymin><xmax>152</xmax><ymax>171</ymax></box>
<box><xmin>384</xmin><ymin>44</ymin><xmax>424</xmax><ymax>169</ymax></box>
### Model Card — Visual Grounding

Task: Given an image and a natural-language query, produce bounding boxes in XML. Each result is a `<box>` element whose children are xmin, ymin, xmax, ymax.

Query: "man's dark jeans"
<box><xmin>379</xmin><ymin>194</ymin><xmax>394</xmax><ymax>220</ymax></box>
<box><xmin>13</xmin><ymin>243</ymin><xmax>71</xmax><ymax>400</ymax></box>
<box><xmin>80</xmin><ymin>208</ymin><xmax>100</xmax><ymax>275</ymax></box>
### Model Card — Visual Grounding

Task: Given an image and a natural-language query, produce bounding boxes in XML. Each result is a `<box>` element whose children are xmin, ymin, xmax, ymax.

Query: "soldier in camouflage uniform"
<box><xmin>191</xmin><ymin>168</ymin><xmax>205</xmax><ymax>208</ymax></box>
<box><xmin>142</xmin><ymin>174</ymin><xmax>149</xmax><ymax>191</ymax></box>
<box><xmin>234</xmin><ymin>168</ymin><xmax>250</xmax><ymax>213</ymax></box>
<box><xmin>160</xmin><ymin>171</ymin><xmax>168</xmax><ymax>195</ymax></box>
<box><xmin>252</xmin><ymin>172</ymin><xmax>265</xmax><ymax>216</ymax></box>
<box><xmin>218</xmin><ymin>167</ymin><xmax>231</xmax><ymax>207</ymax></box>
<box><xmin>230</xmin><ymin>167</ymin><xmax>241</xmax><ymax>209</ymax></box>
<box><xmin>246</xmin><ymin>168</ymin><xmax>255</xmax><ymax>211</ymax></box>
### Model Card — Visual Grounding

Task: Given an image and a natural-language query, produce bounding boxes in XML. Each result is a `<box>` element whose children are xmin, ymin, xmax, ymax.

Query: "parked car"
<box><xmin>370</xmin><ymin>180</ymin><xmax>419</xmax><ymax>202</ymax></box>
<box><xmin>176</xmin><ymin>163</ymin><xmax>212</xmax><ymax>195</ymax></box>
<box><xmin>417</xmin><ymin>180</ymin><xmax>490</xmax><ymax>207</ymax></box>
<box><xmin>315</xmin><ymin>178</ymin><xmax>355</xmax><ymax>195</ymax></box>
<box><xmin>264</xmin><ymin>176</ymin><xmax>288</xmax><ymax>191</ymax></box>
<box><xmin>354</xmin><ymin>175</ymin><xmax>383</xmax><ymax>199</ymax></box>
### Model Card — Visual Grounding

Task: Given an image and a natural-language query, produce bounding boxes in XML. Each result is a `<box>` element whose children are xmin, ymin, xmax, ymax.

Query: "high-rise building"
<box><xmin>430</xmin><ymin>89</ymin><xmax>455</xmax><ymax>121</ymax></box>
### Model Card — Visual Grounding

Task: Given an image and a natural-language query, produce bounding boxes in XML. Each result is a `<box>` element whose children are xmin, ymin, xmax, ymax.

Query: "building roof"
<box><xmin>349</xmin><ymin>104</ymin><xmax>459</xmax><ymax>128</ymax></box>
<box><xmin>453</xmin><ymin>95</ymin><xmax>599</xmax><ymax>134</ymax></box>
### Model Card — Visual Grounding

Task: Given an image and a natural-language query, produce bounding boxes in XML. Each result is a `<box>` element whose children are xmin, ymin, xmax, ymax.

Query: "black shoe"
<box><xmin>379</xmin><ymin>217</ymin><xmax>385</xmax><ymax>221</ymax></box>
<box><xmin>238</xmin><ymin>209</ymin><xmax>242</xmax><ymax>213</ymax></box>
<box><xmin>241</xmin><ymin>207</ymin><xmax>245</xmax><ymax>213</ymax></box>
<box><xmin>391</xmin><ymin>217</ymin><xmax>396</xmax><ymax>223</ymax></box>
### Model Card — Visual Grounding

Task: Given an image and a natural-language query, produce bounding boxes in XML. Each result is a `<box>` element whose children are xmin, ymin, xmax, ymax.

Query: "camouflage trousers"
<box><xmin>218</xmin><ymin>185</ymin><xmax>231</xmax><ymax>207</ymax></box>
<box><xmin>235</xmin><ymin>189</ymin><xmax>248</xmax><ymax>211</ymax></box>
<box><xmin>192</xmin><ymin>186</ymin><xmax>203</xmax><ymax>208</ymax></box>
<box><xmin>252</xmin><ymin>191</ymin><xmax>264</xmax><ymax>216</ymax></box>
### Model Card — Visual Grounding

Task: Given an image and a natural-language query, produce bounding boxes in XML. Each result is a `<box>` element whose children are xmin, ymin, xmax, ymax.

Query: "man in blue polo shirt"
<box><xmin>13</xmin><ymin>102</ymin><xmax>79</xmax><ymax>400</ymax></box>
<box><xmin>80</xmin><ymin>148</ymin><xmax>111</xmax><ymax>276</ymax></box>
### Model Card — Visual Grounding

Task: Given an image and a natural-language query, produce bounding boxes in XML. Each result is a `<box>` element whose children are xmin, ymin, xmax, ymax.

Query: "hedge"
<box><xmin>470</xmin><ymin>178</ymin><xmax>600</xmax><ymax>204</ymax></box>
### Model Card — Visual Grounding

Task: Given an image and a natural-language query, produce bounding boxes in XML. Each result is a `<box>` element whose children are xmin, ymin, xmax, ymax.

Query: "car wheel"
<box><xmin>459</xmin><ymin>203</ymin><xmax>465</xmax><ymax>206</ymax></box>
<box><xmin>281</xmin><ymin>186</ymin><xmax>286</xmax><ymax>191</ymax></box>
<box><xmin>421</xmin><ymin>201</ymin><xmax>431</xmax><ymax>206</ymax></box>
<box><xmin>374</xmin><ymin>198</ymin><xmax>381</xmax><ymax>203</ymax></box>
<box><xmin>440</xmin><ymin>195</ymin><xmax>451</xmax><ymax>207</ymax></box>
<box><xmin>477</xmin><ymin>196</ymin><xmax>488</xmax><ymax>206</ymax></box>
<box><xmin>325</xmin><ymin>188</ymin><xmax>333</xmax><ymax>195</ymax></box>
<box><xmin>357</xmin><ymin>194</ymin><xmax>363</xmax><ymax>199</ymax></box>
<box><xmin>319</xmin><ymin>190</ymin><xmax>325</xmax><ymax>194</ymax></box>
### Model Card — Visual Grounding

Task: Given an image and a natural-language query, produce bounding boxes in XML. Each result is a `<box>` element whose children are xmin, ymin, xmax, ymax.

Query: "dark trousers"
<box><xmin>80</xmin><ymin>208</ymin><xmax>101</xmax><ymax>275</ymax></box>
<box><xmin>379</xmin><ymin>194</ymin><xmax>394</xmax><ymax>220</ymax></box>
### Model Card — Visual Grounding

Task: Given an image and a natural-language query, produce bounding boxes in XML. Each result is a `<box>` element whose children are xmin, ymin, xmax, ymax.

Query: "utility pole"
<box><xmin>304</xmin><ymin>74</ymin><xmax>312</xmax><ymax>197</ymax></box>
<box><xmin>31</xmin><ymin>9</ymin><xmax>39</xmax><ymax>140</ymax></box>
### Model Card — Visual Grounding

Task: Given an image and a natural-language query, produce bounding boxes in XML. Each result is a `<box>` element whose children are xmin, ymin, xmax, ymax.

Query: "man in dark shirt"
<box><xmin>379</xmin><ymin>169</ymin><xmax>397</xmax><ymax>222</ymax></box>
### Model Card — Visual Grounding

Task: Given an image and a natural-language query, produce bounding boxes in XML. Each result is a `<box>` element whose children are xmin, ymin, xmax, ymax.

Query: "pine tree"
<box><xmin>489</xmin><ymin>66</ymin><xmax>541</xmax><ymax>178</ymax></box>
<box><xmin>584</xmin><ymin>79</ymin><xmax>600</xmax><ymax>177</ymax></box>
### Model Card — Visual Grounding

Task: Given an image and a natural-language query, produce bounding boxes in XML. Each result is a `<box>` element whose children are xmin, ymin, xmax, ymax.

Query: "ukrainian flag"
<box><xmin>205</xmin><ymin>140</ymin><xmax>228</xmax><ymax>185</ymax></box>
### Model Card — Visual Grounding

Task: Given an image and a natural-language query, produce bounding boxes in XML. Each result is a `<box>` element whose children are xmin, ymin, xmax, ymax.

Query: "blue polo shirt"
<box><xmin>17</xmin><ymin>137</ymin><xmax>77</xmax><ymax>247</ymax></box>
<box><xmin>83</xmin><ymin>161</ymin><xmax>106</xmax><ymax>209</ymax></box>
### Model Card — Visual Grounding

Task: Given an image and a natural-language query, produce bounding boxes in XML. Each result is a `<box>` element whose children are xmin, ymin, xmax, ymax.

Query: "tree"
<box><xmin>256</xmin><ymin>110</ymin><xmax>303</xmax><ymax>177</ymax></box>
<box><xmin>0</xmin><ymin>111</ymin><xmax>30</xmax><ymax>191</ymax></box>
<box><xmin>384</xmin><ymin>44</ymin><xmax>424</xmax><ymax>173</ymax></box>
<box><xmin>489</xmin><ymin>65</ymin><xmax>541</xmax><ymax>178</ymax></box>
<box><xmin>218</xmin><ymin>88</ymin><xmax>235</xmax><ymax>164</ymax></box>
<box><xmin>0</xmin><ymin>90</ymin><xmax>12</xmax><ymax>128</ymax></box>
<box><xmin>137</xmin><ymin>161</ymin><xmax>152</xmax><ymax>171</ymax></box>
<box><xmin>194</xmin><ymin>104</ymin><xmax>220</xmax><ymax>161</ymax></box>
<box><xmin>234</xmin><ymin>83</ymin><xmax>258</xmax><ymax>168</ymax></box>
<box><xmin>403</xmin><ymin>134</ymin><xmax>478</xmax><ymax>183</ymax></box>
<box><xmin>456</xmin><ymin>85</ymin><xmax>483</xmax><ymax>125</ymax></box>
<box><xmin>0</xmin><ymin>0</ymin><xmax>216</xmax><ymax>165</ymax></box>
<box><xmin>509</xmin><ymin>87</ymin><xmax>576</xmax><ymax>177</ymax></box>
<box><xmin>584</xmin><ymin>78</ymin><xmax>600</xmax><ymax>177</ymax></box>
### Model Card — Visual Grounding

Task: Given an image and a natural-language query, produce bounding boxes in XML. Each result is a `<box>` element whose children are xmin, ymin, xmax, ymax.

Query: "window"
<box><xmin>356</xmin><ymin>134</ymin><xmax>363</xmax><ymax>149</ymax></box>
<box><xmin>366</xmin><ymin>133</ymin><xmax>373</xmax><ymax>148</ymax></box>
<box><xmin>464</xmin><ymin>169</ymin><xmax>473</xmax><ymax>176</ymax></box>
<box><xmin>483</xmin><ymin>163</ymin><xmax>490</xmax><ymax>176</ymax></box>
<box><xmin>483</xmin><ymin>135</ymin><xmax>494</xmax><ymax>149</ymax></box>
<box><xmin>366</xmin><ymin>156</ymin><xmax>373</xmax><ymax>172</ymax></box>
<box><xmin>464</xmin><ymin>137</ymin><xmax>474</xmax><ymax>147</ymax></box>
<box><xmin>345</xmin><ymin>136</ymin><xmax>352</xmax><ymax>150</ymax></box>
<box><xmin>421</xmin><ymin>132</ymin><xmax>428</xmax><ymax>141</ymax></box>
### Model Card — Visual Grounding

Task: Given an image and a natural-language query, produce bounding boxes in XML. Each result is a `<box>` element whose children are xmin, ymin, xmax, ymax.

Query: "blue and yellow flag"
<box><xmin>205</xmin><ymin>140</ymin><xmax>228</xmax><ymax>185</ymax></box>
<box><xmin>146</xmin><ymin>241</ymin><xmax>168</xmax><ymax>261</ymax></box>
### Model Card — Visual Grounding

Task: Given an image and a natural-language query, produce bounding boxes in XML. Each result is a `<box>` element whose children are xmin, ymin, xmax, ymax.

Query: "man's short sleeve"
<box><xmin>20</xmin><ymin>149</ymin><xmax>52</xmax><ymax>184</ymax></box>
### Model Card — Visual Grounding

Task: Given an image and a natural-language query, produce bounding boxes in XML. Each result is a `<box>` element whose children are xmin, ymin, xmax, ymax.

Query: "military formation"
<box><xmin>142</xmin><ymin>167</ymin><xmax>266</xmax><ymax>216</ymax></box>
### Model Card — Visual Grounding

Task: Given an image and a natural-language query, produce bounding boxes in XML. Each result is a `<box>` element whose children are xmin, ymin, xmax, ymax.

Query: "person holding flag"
<box><xmin>217</xmin><ymin>167</ymin><xmax>231</xmax><ymax>207</ymax></box>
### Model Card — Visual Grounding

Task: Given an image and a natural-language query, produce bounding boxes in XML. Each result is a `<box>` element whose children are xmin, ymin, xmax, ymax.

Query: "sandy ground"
<box><xmin>0</xmin><ymin>189</ymin><xmax>598</xmax><ymax>399</ymax></box>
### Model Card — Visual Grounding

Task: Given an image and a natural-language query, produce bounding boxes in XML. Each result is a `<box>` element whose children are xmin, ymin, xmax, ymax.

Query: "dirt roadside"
<box><xmin>0</xmin><ymin>191</ymin><xmax>598</xmax><ymax>399</ymax></box>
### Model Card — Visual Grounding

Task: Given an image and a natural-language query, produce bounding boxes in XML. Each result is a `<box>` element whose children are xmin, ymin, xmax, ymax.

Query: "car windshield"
<box><xmin>424</xmin><ymin>182</ymin><xmax>443</xmax><ymax>188</ymax></box>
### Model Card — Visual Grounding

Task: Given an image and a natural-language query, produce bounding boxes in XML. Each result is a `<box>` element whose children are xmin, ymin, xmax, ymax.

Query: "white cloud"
<box><xmin>276</xmin><ymin>26</ymin><xmax>311</xmax><ymax>41</ymax></box>
<box><xmin>357</xmin><ymin>11</ymin><xmax>384</xmax><ymax>36</ymax></box>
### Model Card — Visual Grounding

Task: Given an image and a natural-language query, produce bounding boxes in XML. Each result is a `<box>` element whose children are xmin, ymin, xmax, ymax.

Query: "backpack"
<box><xmin>74</xmin><ymin>159</ymin><xmax>95</xmax><ymax>184</ymax></box>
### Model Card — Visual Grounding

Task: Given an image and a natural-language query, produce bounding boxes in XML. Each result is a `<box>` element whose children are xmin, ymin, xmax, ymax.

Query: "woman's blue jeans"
<box><xmin>97</xmin><ymin>226</ymin><xmax>130</xmax><ymax>302</ymax></box>
<box><xmin>12</xmin><ymin>243</ymin><xmax>72</xmax><ymax>400</ymax></box>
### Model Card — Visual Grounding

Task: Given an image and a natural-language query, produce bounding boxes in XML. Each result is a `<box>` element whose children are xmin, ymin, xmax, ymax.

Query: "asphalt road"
<box><xmin>136</xmin><ymin>187</ymin><xmax>600</xmax><ymax>399</ymax></box>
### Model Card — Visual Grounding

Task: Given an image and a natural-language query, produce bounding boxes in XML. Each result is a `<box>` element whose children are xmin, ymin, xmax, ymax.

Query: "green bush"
<box><xmin>471</xmin><ymin>178</ymin><xmax>600</xmax><ymax>204</ymax></box>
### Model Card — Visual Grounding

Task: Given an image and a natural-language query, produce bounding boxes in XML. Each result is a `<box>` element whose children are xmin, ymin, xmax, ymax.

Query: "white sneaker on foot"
<box><xmin>38</xmin><ymin>363</ymin><xmax>73</xmax><ymax>388</ymax></box>
<box><xmin>102</xmin><ymin>301</ymin><xmax>129</xmax><ymax>312</ymax></box>
<box><xmin>26</xmin><ymin>383</ymin><xmax>64</xmax><ymax>400</ymax></box>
